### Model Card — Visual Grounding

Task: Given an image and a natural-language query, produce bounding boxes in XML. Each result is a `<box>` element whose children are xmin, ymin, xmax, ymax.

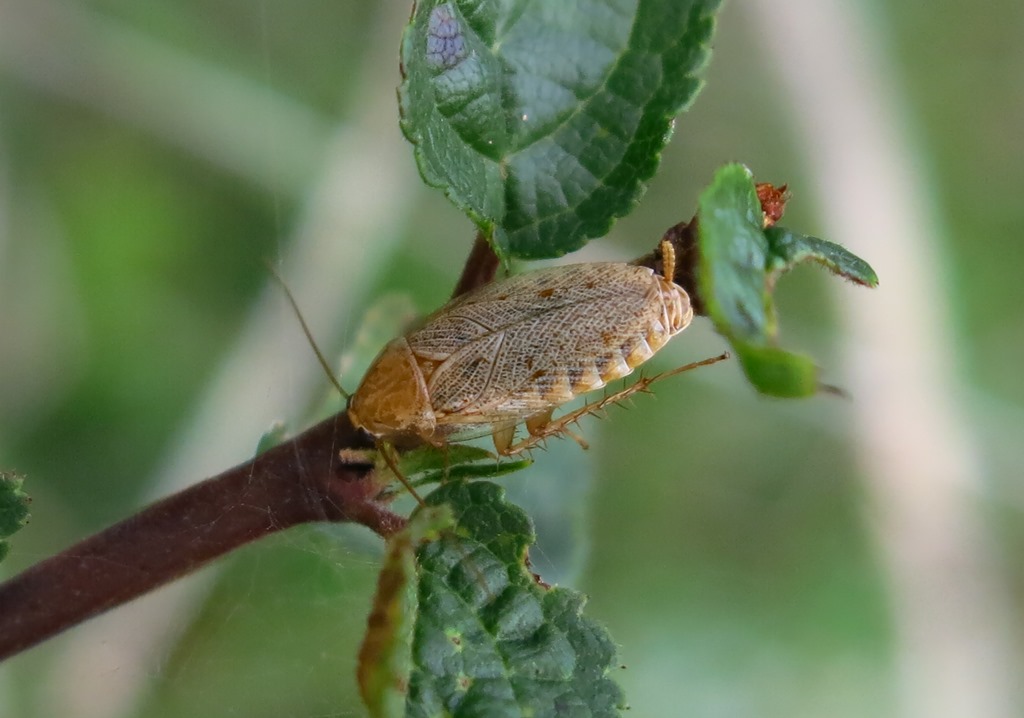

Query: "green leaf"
<box><xmin>0</xmin><ymin>472</ymin><xmax>31</xmax><ymax>563</ymax></box>
<box><xmin>359</xmin><ymin>505</ymin><xmax>454</xmax><ymax>718</ymax></box>
<box><xmin>696</xmin><ymin>164</ymin><xmax>771</xmax><ymax>343</ymax></box>
<box><xmin>764</xmin><ymin>226</ymin><xmax>880</xmax><ymax>287</ymax></box>
<box><xmin>400</xmin><ymin>0</ymin><xmax>721</xmax><ymax>260</ymax></box>
<box><xmin>368</xmin><ymin>445</ymin><xmax>533</xmax><ymax>500</ymax></box>
<box><xmin>254</xmin><ymin>420</ymin><xmax>290</xmax><ymax>456</ymax></box>
<box><xmin>372</xmin><ymin>442</ymin><xmax>534</xmax><ymax>504</ymax></box>
<box><xmin>696</xmin><ymin>164</ymin><xmax>877</xmax><ymax>397</ymax></box>
<box><xmin>400</xmin><ymin>445</ymin><xmax>532</xmax><ymax>489</ymax></box>
<box><xmin>734</xmin><ymin>344</ymin><xmax>819</xmax><ymax>399</ymax></box>
<box><xmin>360</xmin><ymin>481</ymin><xmax>625</xmax><ymax>717</ymax></box>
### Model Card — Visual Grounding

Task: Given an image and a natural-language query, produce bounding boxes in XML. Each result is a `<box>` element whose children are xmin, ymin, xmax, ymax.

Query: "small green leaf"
<box><xmin>359</xmin><ymin>506</ymin><xmax>455</xmax><ymax>718</ymax></box>
<box><xmin>399</xmin><ymin>445</ymin><xmax>500</xmax><ymax>478</ymax></box>
<box><xmin>254</xmin><ymin>421</ymin><xmax>290</xmax><ymax>456</ymax></box>
<box><xmin>734</xmin><ymin>344</ymin><xmax>819</xmax><ymax>399</ymax></box>
<box><xmin>696</xmin><ymin>164</ymin><xmax>877</xmax><ymax>397</ymax></box>
<box><xmin>764</xmin><ymin>226</ymin><xmax>880</xmax><ymax>287</ymax></box>
<box><xmin>405</xmin><ymin>481</ymin><xmax>625</xmax><ymax>717</ymax></box>
<box><xmin>0</xmin><ymin>472</ymin><xmax>31</xmax><ymax>563</ymax></box>
<box><xmin>368</xmin><ymin>445</ymin><xmax>533</xmax><ymax>500</ymax></box>
<box><xmin>696</xmin><ymin>164</ymin><xmax>770</xmax><ymax>343</ymax></box>
<box><xmin>399</xmin><ymin>445</ymin><xmax>532</xmax><ymax>489</ymax></box>
<box><xmin>400</xmin><ymin>0</ymin><xmax>721</xmax><ymax>260</ymax></box>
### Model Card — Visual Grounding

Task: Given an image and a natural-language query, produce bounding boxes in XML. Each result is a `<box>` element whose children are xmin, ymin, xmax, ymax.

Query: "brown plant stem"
<box><xmin>0</xmin><ymin>229</ymin><xmax>691</xmax><ymax>664</ymax></box>
<box><xmin>0</xmin><ymin>412</ymin><xmax>395</xmax><ymax>661</ymax></box>
<box><xmin>0</xmin><ymin>230</ymin><xmax>506</xmax><ymax>663</ymax></box>
<box><xmin>450</xmin><ymin>231</ymin><xmax>500</xmax><ymax>299</ymax></box>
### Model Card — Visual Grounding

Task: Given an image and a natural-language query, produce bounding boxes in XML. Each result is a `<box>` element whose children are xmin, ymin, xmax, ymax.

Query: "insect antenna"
<box><xmin>264</xmin><ymin>260</ymin><xmax>351</xmax><ymax>401</ymax></box>
<box><xmin>378</xmin><ymin>441</ymin><xmax>427</xmax><ymax>507</ymax></box>
<box><xmin>267</xmin><ymin>266</ymin><xmax>506</xmax><ymax>604</ymax></box>
<box><xmin>265</xmin><ymin>262</ymin><xmax>432</xmax><ymax>508</ymax></box>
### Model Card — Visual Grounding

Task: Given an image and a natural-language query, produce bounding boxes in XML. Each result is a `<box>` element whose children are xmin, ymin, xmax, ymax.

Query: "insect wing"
<box><xmin>406</xmin><ymin>263</ymin><xmax>676</xmax><ymax>425</ymax></box>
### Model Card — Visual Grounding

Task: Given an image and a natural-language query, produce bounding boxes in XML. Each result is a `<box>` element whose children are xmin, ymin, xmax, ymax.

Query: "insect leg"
<box><xmin>524</xmin><ymin>408</ymin><xmax>554</xmax><ymax>436</ymax></box>
<box><xmin>492</xmin><ymin>424</ymin><xmax>517</xmax><ymax>455</ymax></box>
<box><xmin>502</xmin><ymin>352</ymin><xmax>730</xmax><ymax>456</ymax></box>
<box><xmin>526</xmin><ymin>408</ymin><xmax>589</xmax><ymax>451</ymax></box>
<box><xmin>377</xmin><ymin>440</ymin><xmax>427</xmax><ymax>507</ymax></box>
<box><xmin>493</xmin><ymin>408</ymin><xmax>589</xmax><ymax>456</ymax></box>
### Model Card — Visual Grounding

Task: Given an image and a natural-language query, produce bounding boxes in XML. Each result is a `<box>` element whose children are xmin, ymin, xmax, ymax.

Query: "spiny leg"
<box><xmin>492</xmin><ymin>423</ymin><xmax>517</xmax><ymax>455</ymax></box>
<box><xmin>528</xmin><ymin>407</ymin><xmax>590</xmax><ymax>451</ymax></box>
<box><xmin>500</xmin><ymin>352</ymin><xmax>730</xmax><ymax>457</ymax></box>
<box><xmin>492</xmin><ymin>408</ymin><xmax>588</xmax><ymax>456</ymax></box>
<box><xmin>528</xmin><ymin>408</ymin><xmax>589</xmax><ymax>449</ymax></box>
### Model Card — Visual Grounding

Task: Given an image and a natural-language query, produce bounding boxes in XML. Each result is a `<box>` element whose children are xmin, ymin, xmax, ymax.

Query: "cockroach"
<box><xmin>348</xmin><ymin>241</ymin><xmax>725</xmax><ymax>457</ymax></box>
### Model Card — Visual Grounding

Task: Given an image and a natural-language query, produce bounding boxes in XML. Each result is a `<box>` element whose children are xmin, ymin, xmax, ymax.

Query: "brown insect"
<box><xmin>348</xmin><ymin>241</ymin><xmax>723</xmax><ymax>456</ymax></box>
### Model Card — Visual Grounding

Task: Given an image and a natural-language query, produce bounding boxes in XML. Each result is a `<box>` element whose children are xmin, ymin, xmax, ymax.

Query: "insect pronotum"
<box><xmin>348</xmin><ymin>241</ymin><xmax>725</xmax><ymax>458</ymax></box>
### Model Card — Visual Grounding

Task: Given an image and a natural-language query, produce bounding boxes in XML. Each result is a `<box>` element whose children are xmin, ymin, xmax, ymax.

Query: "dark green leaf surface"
<box><xmin>400</xmin><ymin>0</ymin><xmax>720</xmax><ymax>259</ymax></box>
<box><xmin>696</xmin><ymin>164</ymin><xmax>877</xmax><ymax>397</ymax></box>
<box><xmin>0</xmin><ymin>472</ymin><xmax>30</xmax><ymax>563</ymax></box>
<box><xmin>393</xmin><ymin>481</ymin><xmax>624</xmax><ymax>717</ymax></box>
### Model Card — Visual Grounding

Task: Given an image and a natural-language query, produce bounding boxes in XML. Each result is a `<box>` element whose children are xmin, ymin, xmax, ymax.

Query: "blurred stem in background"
<box><xmin>0</xmin><ymin>1</ymin><xmax>417</xmax><ymax>716</ymax></box>
<box><xmin>749</xmin><ymin>1</ymin><xmax>1018</xmax><ymax>717</ymax></box>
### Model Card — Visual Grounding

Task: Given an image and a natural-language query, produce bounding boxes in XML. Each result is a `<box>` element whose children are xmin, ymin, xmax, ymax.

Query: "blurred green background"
<box><xmin>1</xmin><ymin>2</ymin><xmax>1021</xmax><ymax>717</ymax></box>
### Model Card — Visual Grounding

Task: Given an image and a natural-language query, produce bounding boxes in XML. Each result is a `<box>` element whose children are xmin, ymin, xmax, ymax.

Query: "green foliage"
<box><xmin>369</xmin><ymin>5</ymin><xmax>881</xmax><ymax>715</ymax></box>
<box><xmin>696</xmin><ymin>164</ymin><xmax>878</xmax><ymax>397</ymax></box>
<box><xmin>1</xmin><ymin>0</ymin><xmax>999</xmax><ymax>716</ymax></box>
<box><xmin>399</xmin><ymin>446</ymin><xmax>531</xmax><ymax>490</ymax></box>
<box><xmin>360</xmin><ymin>481</ymin><xmax>625</xmax><ymax>718</ymax></box>
<box><xmin>359</xmin><ymin>505</ymin><xmax>454</xmax><ymax>718</ymax></box>
<box><xmin>764</xmin><ymin>227</ymin><xmax>879</xmax><ymax>288</ymax></box>
<box><xmin>3</xmin><ymin>3</ymin><xmax>880</xmax><ymax>715</ymax></box>
<box><xmin>399</xmin><ymin>0</ymin><xmax>720</xmax><ymax>260</ymax></box>
<box><xmin>0</xmin><ymin>472</ymin><xmax>31</xmax><ymax>563</ymax></box>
